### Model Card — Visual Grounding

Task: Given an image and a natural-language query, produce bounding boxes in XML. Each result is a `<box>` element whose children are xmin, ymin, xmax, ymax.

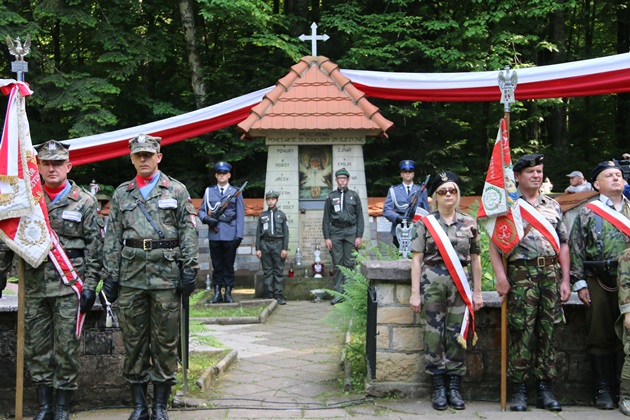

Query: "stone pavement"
<box><xmin>63</xmin><ymin>298</ymin><xmax>625</xmax><ymax>419</ymax></box>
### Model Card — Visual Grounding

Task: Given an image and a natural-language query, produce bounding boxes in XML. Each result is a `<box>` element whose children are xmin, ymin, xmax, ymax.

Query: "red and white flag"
<box><xmin>478</xmin><ymin>118</ymin><xmax>523</xmax><ymax>255</ymax></box>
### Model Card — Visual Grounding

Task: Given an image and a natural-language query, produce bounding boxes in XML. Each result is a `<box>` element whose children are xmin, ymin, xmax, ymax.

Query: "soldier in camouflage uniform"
<box><xmin>489</xmin><ymin>154</ymin><xmax>571</xmax><ymax>412</ymax></box>
<box><xmin>24</xmin><ymin>140</ymin><xmax>103</xmax><ymax>420</ymax></box>
<box><xmin>409</xmin><ymin>171</ymin><xmax>483</xmax><ymax>411</ymax></box>
<box><xmin>255</xmin><ymin>190</ymin><xmax>289</xmax><ymax>304</ymax></box>
<box><xmin>570</xmin><ymin>160</ymin><xmax>630</xmax><ymax>410</ymax></box>
<box><xmin>618</xmin><ymin>248</ymin><xmax>630</xmax><ymax>416</ymax></box>
<box><xmin>322</xmin><ymin>168</ymin><xmax>364</xmax><ymax>305</ymax></box>
<box><xmin>102</xmin><ymin>134</ymin><xmax>199</xmax><ymax>420</ymax></box>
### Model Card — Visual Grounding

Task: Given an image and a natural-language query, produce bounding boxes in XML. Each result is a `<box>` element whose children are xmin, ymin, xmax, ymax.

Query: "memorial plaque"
<box><xmin>298</xmin><ymin>210</ymin><xmax>327</xmax><ymax>262</ymax></box>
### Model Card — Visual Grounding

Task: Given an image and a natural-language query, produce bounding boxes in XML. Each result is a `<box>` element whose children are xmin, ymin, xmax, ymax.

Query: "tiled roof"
<box><xmin>237</xmin><ymin>56</ymin><xmax>393</xmax><ymax>136</ymax></box>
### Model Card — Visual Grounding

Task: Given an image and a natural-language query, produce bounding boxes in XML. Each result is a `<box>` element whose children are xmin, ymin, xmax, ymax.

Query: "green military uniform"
<box><xmin>617</xmin><ymin>247</ymin><xmax>630</xmax><ymax>416</ymax></box>
<box><xmin>506</xmin><ymin>190</ymin><xmax>567</xmax><ymax>384</ymax></box>
<box><xmin>322</xmin><ymin>169</ymin><xmax>364</xmax><ymax>295</ymax></box>
<box><xmin>411</xmin><ymin>209</ymin><xmax>480</xmax><ymax>377</ymax></box>
<box><xmin>255</xmin><ymin>191</ymin><xmax>289</xmax><ymax>299</ymax></box>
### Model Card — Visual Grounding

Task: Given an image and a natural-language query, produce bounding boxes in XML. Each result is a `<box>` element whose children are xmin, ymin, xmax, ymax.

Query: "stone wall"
<box><xmin>360</xmin><ymin>259</ymin><xmax>592</xmax><ymax>404</ymax></box>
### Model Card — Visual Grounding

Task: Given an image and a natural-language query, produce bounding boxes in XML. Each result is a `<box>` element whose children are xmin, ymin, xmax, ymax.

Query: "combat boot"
<box><xmin>53</xmin><ymin>389</ymin><xmax>73</xmax><ymax>420</ymax></box>
<box><xmin>33</xmin><ymin>385</ymin><xmax>54</xmax><ymax>420</ymax></box>
<box><xmin>224</xmin><ymin>286</ymin><xmax>235</xmax><ymax>303</ymax></box>
<box><xmin>210</xmin><ymin>284</ymin><xmax>223</xmax><ymax>304</ymax></box>
<box><xmin>151</xmin><ymin>383</ymin><xmax>170</xmax><ymax>420</ymax></box>
<box><xmin>447</xmin><ymin>375</ymin><xmax>465</xmax><ymax>410</ymax></box>
<box><xmin>431</xmin><ymin>374</ymin><xmax>447</xmax><ymax>410</ymax></box>
<box><xmin>510</xmin><ymin>382</ymin><xmax>527</xmax><ymax>411</ymax></box>
<box><xmin>620</xmin><ymin>397</ymin><xmax>630</xmax><ymax>416</ymax></box>
<box><xmin>536</xmin><ymin>379</ymin><xmax>561</xmax><ymax>411</ymax></box>
<box><xmin>591</xmin><ymin>354</ymin><xmax>615</xmax><ymax>409</ymax></box>
<box><xmin>129</xmin><ymin>383</ymin><xmax>149</xmax><ymax>420</ymax></box>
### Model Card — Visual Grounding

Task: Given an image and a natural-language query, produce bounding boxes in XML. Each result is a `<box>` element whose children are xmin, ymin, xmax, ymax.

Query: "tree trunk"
<box><xmin>616</xmin><ymin>0</ymin><xmax>630</xmax><ymax>151</ymax></box>
<box><xmin>547</xmin><ymin>5</ymin><xmax>567</xmax><ymax>152</ymax></box>
<box><xmin>179</xmin><ymin>0</ymin><xmax>207</xmax><ymax>108</ymax></box>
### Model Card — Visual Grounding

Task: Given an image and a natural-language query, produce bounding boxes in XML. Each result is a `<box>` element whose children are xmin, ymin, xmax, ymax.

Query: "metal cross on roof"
<box><xmin>299</xmin><ymin>22</ymin><xmax>329</xmax><ymax>57</ymax></box>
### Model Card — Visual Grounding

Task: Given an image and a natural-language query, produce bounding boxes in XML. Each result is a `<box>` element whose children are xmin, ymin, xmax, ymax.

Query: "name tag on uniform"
<box><xmin>263</xmin><ymin>222</ymin><xmax>269</xmax><ymax>230</ymax></box>
<box><xmin>158</xmin><ymin>199</ymin><xmax>178</xmax><ymax>209</ymax></box>
<box><xmin>61</xmin><ymin>210</ymin><xmax>82</xmax><ymax>222</ymax></box>
<box><xmin>333</xmin><ymin>197</ymin><xmax>341</xmax><ymax>212</ymax></box>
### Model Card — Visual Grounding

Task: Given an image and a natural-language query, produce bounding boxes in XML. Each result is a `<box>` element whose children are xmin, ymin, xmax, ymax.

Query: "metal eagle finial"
<box><xmin>6</xmin><ymin>34</ymin><xmax>31</xmax><ymax>61</ymax></box>
<box><xmin>498</xmin><ymin>65</ymin><xmax>518</xmax><ymax>105</ymax></box>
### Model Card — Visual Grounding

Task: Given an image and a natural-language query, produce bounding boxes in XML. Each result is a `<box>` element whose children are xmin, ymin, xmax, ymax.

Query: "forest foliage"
<box><xmin>1</xmin><ymin>0</ymin><xmax>628</xmax><ymax>197</ymax></box>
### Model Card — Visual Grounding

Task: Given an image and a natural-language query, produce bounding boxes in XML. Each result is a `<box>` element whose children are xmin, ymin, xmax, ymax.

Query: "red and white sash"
<box><xmin>586</xmin><ymin>200</ymin><xmax>630</xmax><ymax>237</ymax></box>
<box><xmin>518</xmin><ymin>199</ymin><xmax>561</xmax><ymax>254</ymax></box>
<box><xmin>421</xmin><ymin>214</ymin><xmax>476</xmax><ymax>348</ymax></box>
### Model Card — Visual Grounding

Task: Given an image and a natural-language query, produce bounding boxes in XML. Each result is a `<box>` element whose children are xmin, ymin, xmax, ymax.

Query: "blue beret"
<box><xmin>399</xmin><ymin>160</ymin><xmax>416</xmax><ymax>171</ymax></box>
<box><xmin>214</xmin><ymin>161</ymin><xmax>232</xmax><ymax>172</ymax></box>
<box><xmin>428</xmin><ymin>170</ymin><xmax>460</xmax><ymax>196</ymax></box>
<box><xmin>513</xmin><ymin>153</ymin><xmax>544</xmax><ymax>172</ymax></box>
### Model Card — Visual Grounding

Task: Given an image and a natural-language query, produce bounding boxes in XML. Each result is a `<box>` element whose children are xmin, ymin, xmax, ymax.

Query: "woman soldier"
<box><xmin>409</xmin><ymin>171</ymin><xmax>483</xmax><ymax>411</ymax></box>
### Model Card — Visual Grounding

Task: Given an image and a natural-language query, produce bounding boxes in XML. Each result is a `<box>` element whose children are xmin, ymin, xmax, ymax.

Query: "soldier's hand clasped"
<box><xmin>80</xmin><ymin>289</ymin><xmax>96</xmax><ymax>313</ymax></box>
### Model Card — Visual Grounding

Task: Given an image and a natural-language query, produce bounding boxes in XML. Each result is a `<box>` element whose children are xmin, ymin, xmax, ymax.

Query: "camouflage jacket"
<box><xmin>255</xmin><ymin>207</ymin><xmax>289</xmax><ymax>251</ymax></box>
<box><xmin>618</xmin><ymin>248</ymin><xmax>630</xmax><ymax>314</ymax></box>
<box><xmin>322</xmin><ymin>188</ymin><xmax>364</xmax><ymax>239</ymax></box>
<box><xmin>25</xmin><ymin>180</ymin><xmax>104</xmax><ymax>297</ymax></box>
<box><xmin>410</xmin><ymin>210</ymin><xmax>481</xmax><ymax>264</ymax></box>
<box><xmin>104</xmin><ymin>172</ymin><xmax>199</xmax><ymax>290</ymax></box>
<box><xmin>508</xmin><ymin>192</ymin><xmax>568</xmax><ymax>262</ymax></box>
<box><xmin>569</xmin><ymin>195</ymin><xmax>630</xmax><ymax>286</ymax></box>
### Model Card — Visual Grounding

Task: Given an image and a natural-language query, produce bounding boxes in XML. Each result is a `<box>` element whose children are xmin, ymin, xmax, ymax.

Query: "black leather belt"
<box><xmin>424</xmin><ymin>259</ymin><xmax>469</xmax><ymax>267</ymax></box>
<box><xmin>263</xmin><ymin>237</ymin><xmax>283</xmax><ymax>241</ymax></box>
<box><xmin>124</xmin><ymin>238</ymin><xmax>179</xmax><ymax>250</ymax></box>
<box><xmin>331</xmin><ymin>222</ymin><xmax>355</xmax><ymax>228</ymax></box>
<box><xmin>510</xmin><ymin>256</ymin><xmax>558</xmax><ymax>268</ymax></box>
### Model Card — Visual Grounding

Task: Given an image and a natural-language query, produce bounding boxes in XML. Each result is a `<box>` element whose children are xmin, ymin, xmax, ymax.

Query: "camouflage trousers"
<box><xmin>260</xmin><ymin>239</ymin><xmax>286</xmax><ymax>296</ymax></box>
<box><xmin>421</xmin><ymin>263</ymin><xmax>469</xmax><ymax>376</ymax></box>
<box><xmin>24</xmin><ymin>294</ymin><xmax>81</xmax><ymax>390</ymax></box>
<box><xmin>506</xmin><ymin>262</ymin><xmax>562</xmax><ymax>383</ymax></box>
<box><xmin>618</xmin><ymin>248</ymin><xmax>630</xmax><ymax>397</ymax></box>
<box><xmin>117</xmin><ymin>287</ymin><xmax>180</xmax><ymax>385</ymax></box>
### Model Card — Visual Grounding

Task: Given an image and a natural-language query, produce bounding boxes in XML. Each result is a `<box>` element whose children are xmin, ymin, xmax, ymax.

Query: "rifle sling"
<box><xmin>136</xmin><ymin>199</ymin><xmax>165</xmax><ymax>239</ymax></box>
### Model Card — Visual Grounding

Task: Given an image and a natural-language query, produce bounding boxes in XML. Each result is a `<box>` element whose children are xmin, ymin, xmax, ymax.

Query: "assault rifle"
<box><xmin>403</xmin><ymin>175</ymin><xmax>430</xmax><ymax>221</ymax></box>
<box><xmin>206</xmin><ymin>181</ymin><xmax>248</xmax><ymax>233</ymax></box>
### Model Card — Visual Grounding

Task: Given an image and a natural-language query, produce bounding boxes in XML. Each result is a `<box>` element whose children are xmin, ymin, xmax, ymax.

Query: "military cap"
<box><xmin>399</xmin><ymin>160</ymin><xmax>416</xmax><ymax>171</ymax></box>
<box><xmin>215</xmin><ymin>161</ymin><xmax>232</xmax><ymax>172</ymax></box>
<box><xmin>35</xmin><ymin>140</ymin><xmax>70</xmax><ymax>161</ymax></box>
<box><xmin>566</xmin><ymin>170</ymin><xmax>584</xmax><ymax>178</ymax></box>
<box><xmin>513</xmin><ymin>153</ymin><xmax>544</xmax><ymax>172</ymax></box>
<box><xmin>265</xmin><ymin>190</ymin><xmax>279</xmax><ymax>198</ymax></box>
<box><xmin>129</xmin><ymin>134</ymin><xmax>161</xmax><ymax>154</ymax></box>
<box><xmin>590</xmin><ymin>160</ymin><xmax>623</xmax><ymax>184</ymax></box>
<box><xmin>428</xmin><ymin>170</ymin><xmax>460</xmax><ymax>196</ymax></box>
<box><xmin>335</xmin><ymin>168</ymin><xmax>350</xmax><ymax>178</ymax></box>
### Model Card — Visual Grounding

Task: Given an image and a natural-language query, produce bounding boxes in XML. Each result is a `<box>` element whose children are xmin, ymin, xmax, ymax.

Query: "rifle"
<box><xmin>403</xmin><ymin>175</ymin><xmax>430</xmax><ymax>221</ymax></box>
<box><xmin>207</xmin><ymin>181</ymin><xmax>248</xmax><ymax>233</ymax></box>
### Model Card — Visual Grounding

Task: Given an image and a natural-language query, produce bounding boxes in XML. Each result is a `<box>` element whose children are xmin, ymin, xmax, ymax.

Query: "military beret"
<box><xmin>590</xmin><ymin>160</ymin><xmax>623</xmax><ymax>184</ymax></box>
<box><xmin>129</xmin><ymin>134</ymin><xmax>161</xmax><ymax>154</ymax></box>
<box><xmin>35</xmin><ymin>140</ymin><xmax>70</xmax><ymax>161</ymax></box>
<box><xmin>428</xmin><ymin>170</ymin><xmax>460</xmax><ymax>196</ymax></box>
<box><xmin>513</xmin><ymin>153</ymin><xmax>544</xmax><ymax>172</ymax></box>
<box><xmin>215</xmin><ymin>161</ymin><xmax>232</xmax><ymax>172</ymax></box>
<box><xmin>399</xmin><ymin>160</ymin><xmax>416</xmax><ymax>171</ymax></box>
<box><xmin>335</xmin><ymin>168</ymin><xmax>350</xmax><ymax>178</ymax></box>
<box><xmin>265</xmin><ymin>190</ymin><xmax>279</xmax><ymax>198</ymax></box>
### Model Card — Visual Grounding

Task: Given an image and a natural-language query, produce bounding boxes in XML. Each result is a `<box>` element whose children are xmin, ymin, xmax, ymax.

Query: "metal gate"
<box><xmin>366</xmin><ymin>286</ymin><xmax>377</xmax><ymax>379</ymax></box>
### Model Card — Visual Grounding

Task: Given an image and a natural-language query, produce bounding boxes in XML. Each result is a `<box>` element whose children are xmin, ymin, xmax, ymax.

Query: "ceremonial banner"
<box><xmin>478</xmin><ymin>118</ymin><xmax>523</xmax><ymax>255</ymax></box>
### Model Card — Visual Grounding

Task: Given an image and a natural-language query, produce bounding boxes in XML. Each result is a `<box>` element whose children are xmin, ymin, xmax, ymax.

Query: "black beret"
<box><xmin>590</xmin><ymin>160</ymin><xmax>623</xmax><ymax>185</ymax></box>
<box><xmin>428</xmin><ymin>170</ymin><xmax>460</xmax><ymax>196</ymax></box>
<box><xmin>513</xmin><ymin>153</ymin><xmax>544</xmax><ymax>173</ymax></box>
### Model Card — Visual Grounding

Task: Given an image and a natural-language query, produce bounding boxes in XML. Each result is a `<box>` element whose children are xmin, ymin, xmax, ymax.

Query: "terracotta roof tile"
<box><xmin>237</xmin><ymin>56</ymin><xmax>393</xmax><ymax>136</ymax></box>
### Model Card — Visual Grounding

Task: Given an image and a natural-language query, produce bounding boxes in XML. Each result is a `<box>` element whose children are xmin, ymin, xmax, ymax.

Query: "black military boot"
<box><xmin>591</xmin><ymin>354</ymin><xmax>615</xmax><ymax>409</ymax></box>
<box><xmin>431</xmin><ymin>374</ymin><xmax>447</xmax><ymax>410</ymax></box>
<box><xmin>53</xmin><ymin>389</ymin><xmax>73</xmax><ymax>420</ymax></box>
<box><xmin>151</xmin><ymin>383</ymin><xmax>170</xmax><ymax>420</ymax></box>
<box><xmin>129</xmin><ymin>383</ymin><xmax>149</xmax><ymax>420</ymax></box>
<box><xmin>224</xmin><ymin>286</ymin><xmax>235</xmax><ymax>303</ymax></box>
<box><xmin>536</xmin><ymin>379</ymin><xmax>561</xmax><ymax>411</ymax></box>
<box><xmin>33</xmin><ymin>385</ymin><xmax>54</xmax><ymax>420</ymax></box>
<box><xmin>510</xmin><ymin>382</ymin><xmax>527</xmax><ymax>411</ymax></box>
<box><xmin>210</xmin><ymin>284</ymin><xmax>223</xmax><ymax>304</ymax></box>
<box><xmin>447</xmin><ymin>375</ymin><xmax>465</xmax><ymax>410</ymax></box>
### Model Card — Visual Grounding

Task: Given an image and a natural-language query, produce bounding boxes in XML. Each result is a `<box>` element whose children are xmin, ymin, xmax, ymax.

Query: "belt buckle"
<box><xmin>142</xmin><ymin>239</ymin><xmax>152</xmax><ymax>251</ymax></box>
<box><xmin>537</xmin><ymin>256</ymin><xmax>546</xmax><ymax>267</ymax></box>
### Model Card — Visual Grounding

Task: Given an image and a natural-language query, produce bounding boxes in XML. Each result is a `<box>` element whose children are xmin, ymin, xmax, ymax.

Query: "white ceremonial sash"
<box><xmin>586</xmin><ymin>201</ymin><xmax>630</xmax><ymax>237</ymax></box>
<box><xmin>518</xmin><ymin>199</ymin><xmax>561</xmax><ymax>254</ymax></box>
<box><xmin>421</xmin><ymin>214</ymin><xmax>476</xmax><ymax>348</ymax></box>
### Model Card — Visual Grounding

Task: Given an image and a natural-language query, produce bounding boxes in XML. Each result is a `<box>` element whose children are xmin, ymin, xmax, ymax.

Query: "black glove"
<box><xmin>80</xmin><ymin>289</ymin><xmax>96</xmax><ymax>313</ymax></box>
<box><xmin>234</xmin><ymin>237</ymin><xmax>243</xmax><ymax>248</ymax></box>
<box><xmin>178</xmin><ymin>272</ymin><xmax>196</xmax><ymax>298</ymax></box>
<box><xmin>0</xmin><ymin>276</ymin><xmax>6</xmax><ymax>299</ymax></box>
<box><xmin>203</xmin><ymin>217</ymin><xmax>219</xmax><ymax>228</ymax></box>
<box><xmin>395</xmin><ymin>216</ymin><xmax>405</xmax><ymax>225</ymax></box>
<box><xmin>100</xmin><ymin>278</ymin><xmax>119</xmax><ymax>305</ymax></box>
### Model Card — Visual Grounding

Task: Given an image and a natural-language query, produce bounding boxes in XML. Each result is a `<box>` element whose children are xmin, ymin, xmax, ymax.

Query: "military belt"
<box><xmin>263</xmin><ymin>237</ymin><xmax>283</xmax><ymax>242</ymax></box>
<box><xmin>584</xmin><ymin>260</ymin><xmax>618</xmax><ymax>270</ymax></box>
<box><xmin>124</xmin><ymin>238</ymin><xmax>179</xmax><ymax>250</ymax></box>
<box><xmin>424</xmin><ymin>259</ymin><xmax>469</xmax><ymax>267</ymax></box>
<box><xmin>331</xmin><ymin>222</ymin><xmax>355</xmax><ymax>228</ymax></box>
<box><xmin>510</xmin><ymin>256</ymin><xmax>558</xmax><ymax>268</ymax></box>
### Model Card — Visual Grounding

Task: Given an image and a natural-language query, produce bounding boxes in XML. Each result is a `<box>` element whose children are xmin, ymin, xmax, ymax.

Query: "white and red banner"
<box><xmin>478</xmin><ymin>118</ymin><xmax>523</xmax><ymax>255</ymax></box>
<box><xmin>60</xmin><ymin>52</ymin><xmax>630</xmax><ymax>166</ymax></box>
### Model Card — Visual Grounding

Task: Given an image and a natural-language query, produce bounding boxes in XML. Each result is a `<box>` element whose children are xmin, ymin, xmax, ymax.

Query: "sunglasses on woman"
<box><xmin>436</xmin><ymin>187</ymin><xmax>458</xmax><ymax>196</ymax></box>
